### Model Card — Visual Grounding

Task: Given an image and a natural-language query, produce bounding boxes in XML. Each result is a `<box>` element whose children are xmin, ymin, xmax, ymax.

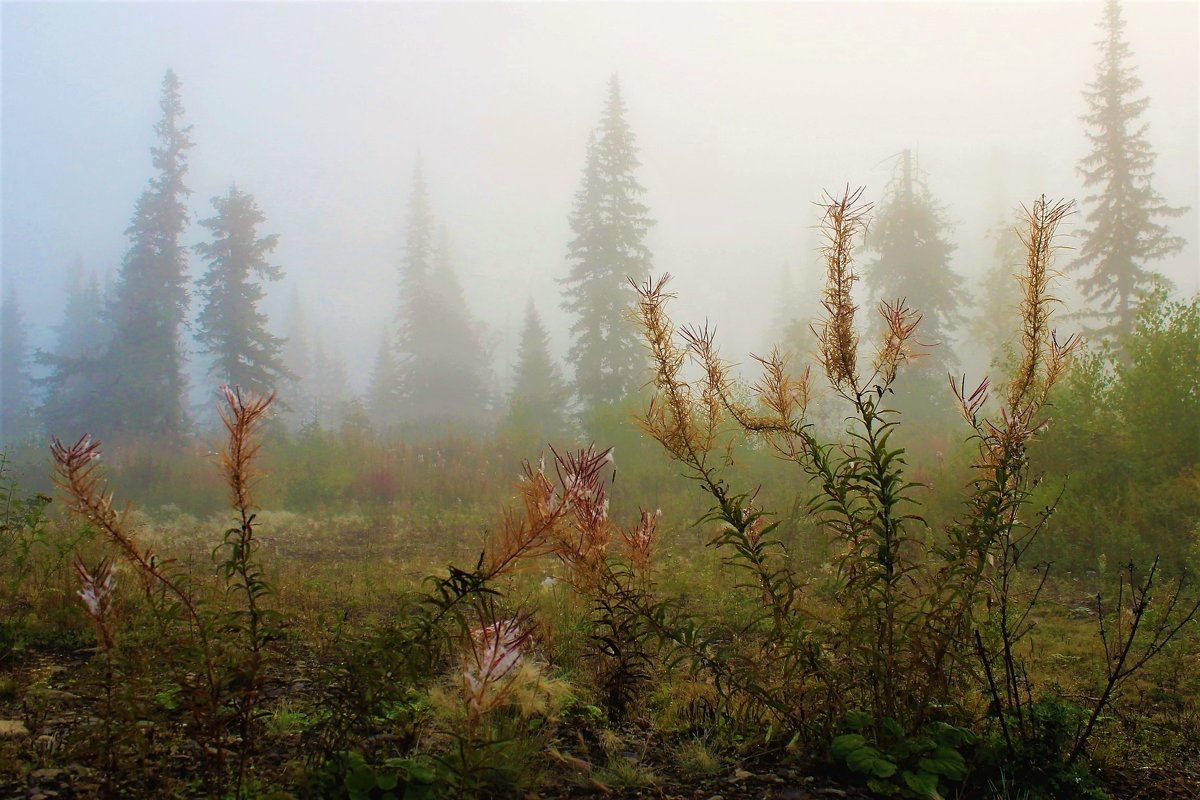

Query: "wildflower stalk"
<box><xmin>50</xmin><ymin>434</ymin><xmax>227</xmax><ymax>790</ymax></box>
<box><xmin>452</xmin><ymin>602</ymin><xmax>535</xmax><ymax>798</ymax></box>
<box><xmin>75</xmin><ymin>556</ymin><xmax>120</xmax><ymax>795</ymax></box>
<box><xmin>216</xmin><ymin>385</ymin><xmax>277</xmax><ymax>800</ymax></box>
<box><xmin>946</xmin><ymin>197</ymin><xmax>1082</xmax><ymax>747</ymax></box>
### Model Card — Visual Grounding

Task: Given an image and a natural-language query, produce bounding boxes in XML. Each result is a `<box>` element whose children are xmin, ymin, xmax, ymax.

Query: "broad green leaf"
<box><xmin>831</xmin><ymin>733</ymin><xmax>866</xmax><ymax>758</ymax></box>
<box><xmin>902</xmin><ymin>769</ymin><xmax>941</xmax><ymax>798</ymax></box>
<box><xmin>881</xmin><ymin>716</ymin><xmax>904</xmax><ymax>739</ymax></box>
<box><xmin>919</xmin><ymin>746</ymin><xmax>967</xmax><ymax>781</ymax></box>
<box><xmin>407</xmin><ymin>762</ymin><xmax>438</xmax><ymax>783</ymax></box>
<box><xmin>846</xmin><ymin>745</ymin><xmax>897</xmax><ymax>778</ymax></box>
<box><xmin>346</xmin><ymin>765</ymin><xmax>377</xmax><ymax>795</ymax></box>
<box><xmin>842</xmin><ymin>710</ymin><xmax>873</xmax><ymax>731</ymax></box>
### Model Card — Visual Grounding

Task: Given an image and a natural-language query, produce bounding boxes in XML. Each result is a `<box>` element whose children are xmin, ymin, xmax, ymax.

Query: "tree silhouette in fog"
<box><xmin>194</xmin><ymin>185</ymin><xmax>291</xmax><ymax>400</ymax></box>
<box><xmin>394</xmin><ymin>161</ymin><xmax>491</xmax><ymax>434</ymax></box>
<box><xmin>366</xmin><ymin>325</ymin><xmax>403</xmax><ymax>431</ymax></box>
<box><xmin>862</xmin><ymin>151</ymin><xmax>967</xmax><ymax>431</ymax></box>
<box><xmin>37</xmin><ymin>261</ymin><xmax>110</xmax><ymax>439</ymax></box>
<box><xmin>105</xmin><ymin>69</ymin><xmax>195</xmax><ymax>435</ymax></box>
<box><xmin>1071</xmin><ymin>0</ymin><xmax>1187</xmax><ymax>339</ymax></box>
<box><xmin>504</xmin><ymin>299</ymin><xmax>571</xmax><ymax>447</ymax></box>
<box><xmin>561</xmin><ymin>75</ymin><xmax>655</xmax><ymax>412</ymax></box>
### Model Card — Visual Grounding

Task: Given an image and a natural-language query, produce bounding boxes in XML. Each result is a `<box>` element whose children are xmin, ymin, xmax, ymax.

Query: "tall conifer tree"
<box><xmin>38</xmin><ymin>261</ymin><xmax>109</xmax><ymax>437</ymax></box>
<box><xmin>394</xmin><ymin>162</ymin><xmax>490</xmax><ymax>433</ymax></box>
<box><xmin>366</xmin><ymin>325</ymin><xmax>403</xmax><ymax>431</ymax></box>
<box><xmin>505</xmin><ymin>299</ymin><xmax>570</xmax><ymax>446</ymax></box>
<box><xmin>562</xmin><ymin>75</ymin><xmax>654</xmax><ymax>410</ymax></box>
<box><xmin>395</xmin><ymin>159</ymin><xmax>439</xmax><ymax>424</ymax></box>
<box><xmin>426</xmin><ymin>230</ymin><xmax>491</xmax><ymax>426</ymax></box>
<box><xmin>102</xmin><ymin>69</ymin><xmax>195</xmax><ymax>436</ymax></box>
<box><xmin>863</xmin><ymin>151</ymin><xmax>967</xmax><ymax>370</ymax></box>
<box><xmin>1071</xmin><ymin>0</ymin><xmax>1187</xmax><ymax>338</ymax></box>
<box><xmin>194</xmin><ymin>185</ymin><xmax>290</xmax><ymax>397</ymax></box>
<box><xmin>862</xmin><ymin>152</ymin><xmax>967</xmax><ymax>431</ymax></box>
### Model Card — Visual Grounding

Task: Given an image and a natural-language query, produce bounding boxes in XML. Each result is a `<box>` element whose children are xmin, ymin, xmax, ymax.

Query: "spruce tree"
<box><xmin>1071</xmin><ymin>0</ymin><xmax>1187</xmax><ymax>339</ymax></box>
<box><xmin>504</xmin><ymin>299</ymin><xmax>571</xmax><ymax>446</ymax></box>
<box><xmin>425</xmin><ymin>230</ymin><xmax>491</xmax><ymax>427</ymax></box>
<box><xmin>862</xmin><ymin>151</ymin><xmax>967</xmax><ymax>433</ymax></box>
<box><xmin>395</xmin><ymin>160</ymin><xmax>439</xmax><ymax>425</ymax></box>
<box><xmin>863</xmin><ymin>151</ymin><xmax>967</xmax><ymax>370</ymax></box>
<box><xmin>38</xmin><ymin>261</ymin><xmax>109</xmax><ymax>437</ymax></box>
<box><xmin>562</xmin><ymin>74</ymin><xmax>654</xmax><ymax>410</ymax></box>
<box><xmin>366</xmin><ymin>325</ymin><xmax>403</xmax><ymax>431</ymax></box>
<box><xmin>102</xmin><ymin>69</ymin><xmax>195</xmax><ymax>436</ymax></box>
<box><xmin>394</xmin><ymin>163</ymin><xmax>491</xmax><ymax>433</ymax></box>
<box><xmin>194</xmin><ymin>185</ymin><xmax>290</xmax><ymax>397</ymax></box>
<box><xmin>1</xmin><ymin>286</ymin><xmax>35</xmax><ymax>443</ymax></box>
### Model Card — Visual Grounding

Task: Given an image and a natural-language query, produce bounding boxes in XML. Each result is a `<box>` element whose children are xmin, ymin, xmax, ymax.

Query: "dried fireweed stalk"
<box><xmin>75</xmin><ymin>555</ymin><xmax>118</xmax><ymax>651</ymax></box>
<box><xmin>813</xmin><ymin>186</ymin><xmax>872</xmax><ymax>392</ymax></box>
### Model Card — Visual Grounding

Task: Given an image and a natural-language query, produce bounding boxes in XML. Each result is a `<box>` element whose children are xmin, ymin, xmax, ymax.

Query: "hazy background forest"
<box><xmin>3</xmin><ymin>0</ymin><xmax>1199</xmax><ymax>558</ymax></box>
<box><xmin>3</xmin><ymin>1</ymin><xmax>1197</xmax><ymax>556</ymax></box>
<box><xmin>3</xmin><ymin>1</ymin><xmax>1197</xmax><ymax>403</ymax></box>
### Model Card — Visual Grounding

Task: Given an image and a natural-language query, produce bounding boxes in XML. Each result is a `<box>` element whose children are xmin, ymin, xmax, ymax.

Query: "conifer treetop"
<box><xmin>562</xmin><ymin>74</ymin><xmax>655</xmax><ymax>410</ymax></box>
<box><xmin>1071</xmin><ymin>0</ymin><xmax>1187</xmax><ymax>339</ymax></box>
<box><xmin>194</xmin><ymin>185</ymin><xmax>290</xmax><ymax>399</ymax></box>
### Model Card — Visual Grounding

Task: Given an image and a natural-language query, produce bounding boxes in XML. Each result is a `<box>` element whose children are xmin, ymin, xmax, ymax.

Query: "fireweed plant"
<box><xmin>304</xmin><ymin>443</ymin><xmax>659</xmax><ymax>791</ymax></box>
<box><xmin>73</xmin><ymin>555</ymin><xmax>120</xmax><ymax>794</ymax></box>
<box><xmin>630</xmin><ymin>190</ymin><xmax>1198</xmax><ymax>791</ymax></box>
<box><xmin>52</xmin><ymin>386</ymin><xmax>278</xmax><ymax>799</ymax></box>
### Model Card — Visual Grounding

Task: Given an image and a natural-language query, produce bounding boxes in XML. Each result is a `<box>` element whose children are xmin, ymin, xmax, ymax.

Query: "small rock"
<box><xmin>704</xmin><ymin>795</ymin><xmax>724</xmax><ymax>800</ymax></box>
<box><xmin>729</xmin><ymin>768</ymin><xmax>753</xmax><ymax>782</ymax></box>
<box><xmin>31</xmin><ymin>768</ymin><xmax>64</xmax><ymax>781</ymax></box>
<box><xmin>0</xmin><ymin>719</ymin><xmax>29</xmax><ymax>737</ymax></box>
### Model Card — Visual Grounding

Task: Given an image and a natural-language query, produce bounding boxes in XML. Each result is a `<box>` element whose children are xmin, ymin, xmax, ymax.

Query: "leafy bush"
<box><xmin>1032</xmin><ymin>289</ymin><xmax>1200</xmax><ymax>569</ymax></box>
<box><xmin>831</xmin><ymin>711</ymin><xmax>975</xmax><ymax>798</ymax></box>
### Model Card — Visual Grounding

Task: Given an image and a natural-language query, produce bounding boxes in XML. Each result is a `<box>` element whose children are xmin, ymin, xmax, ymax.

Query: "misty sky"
<box><xmin>3</xmin><ymin>1</ymin><xmax>1198</xmax><ymax>394</ymax></box>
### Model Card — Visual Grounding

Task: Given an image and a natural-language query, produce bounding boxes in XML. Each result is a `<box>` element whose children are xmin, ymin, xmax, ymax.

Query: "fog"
<box><xmin>3</xmin><ymin>0</ymin><xmax>1198</xmax><ymax>398</ymax></box>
